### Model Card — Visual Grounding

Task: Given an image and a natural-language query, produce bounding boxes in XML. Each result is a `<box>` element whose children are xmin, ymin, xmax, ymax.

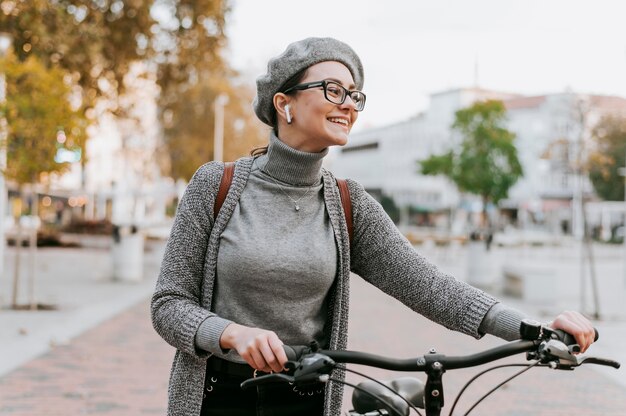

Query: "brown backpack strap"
<box><xmin>214</xmin><ymin>162</ymin><xmax>235</xmax><ymax>220</ymax></box>
<box><xmin>336</xmin><ymin>178</ymin><xmax>353</xmax><ymax>246</ymax></box>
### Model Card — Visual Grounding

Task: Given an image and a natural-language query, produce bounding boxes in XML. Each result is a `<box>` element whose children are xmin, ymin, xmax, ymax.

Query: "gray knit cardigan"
<box><xmin>151</xmin><ymin>157</ymin><xmax>497</xmax><ymax>416</ymax></box>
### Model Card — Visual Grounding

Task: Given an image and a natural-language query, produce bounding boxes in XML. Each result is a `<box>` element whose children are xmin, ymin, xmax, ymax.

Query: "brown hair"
<box><xmin>250</xmin><ymin>67</ymin><xmax>309</xmax><ymax>156</ymax></box>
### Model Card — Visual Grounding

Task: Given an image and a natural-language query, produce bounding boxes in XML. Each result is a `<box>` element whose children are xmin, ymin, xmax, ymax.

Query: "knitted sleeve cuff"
<box><xmin>195</xmin><ymin>316</ymin><xmax>234</xmax><ymax>354</ymax></box>
<box><xmin>479</xmin><ymin>302</ymin><xmax>529</xmax><ymax>341</ymax></box>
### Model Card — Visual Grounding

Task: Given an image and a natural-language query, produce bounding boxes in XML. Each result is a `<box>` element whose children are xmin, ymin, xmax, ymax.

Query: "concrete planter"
<box><xmin>502</xmin><ymin>264</ymin><xmax>557</xmax><ymax>304</ymax></box>
<box><xmin>466</xmin><ymin>241</ymin><xmax>494</xmax><ymax>289</ymax></box>
<box><xmin>111</xmin><ymin>225</ymin><xmax>144</xmax><ymax>282</ymax></box>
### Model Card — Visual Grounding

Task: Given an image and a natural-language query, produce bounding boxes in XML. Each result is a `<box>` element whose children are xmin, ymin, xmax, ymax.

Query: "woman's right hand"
<box><xmin>219</xmin><ymin>323</ymin><xmax>288</xmax><ymax>373</ymax></box>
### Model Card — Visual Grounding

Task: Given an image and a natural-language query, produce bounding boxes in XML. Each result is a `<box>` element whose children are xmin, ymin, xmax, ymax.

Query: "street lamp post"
<box><xmin>0</xmin><ymin>32</ymin><xmax>12</xmax><ymax>279</ymax></box>
<box><xmin>213</xmin><ymin>93</ymin><xmax>229</xmax><ymax>162</ymax></box>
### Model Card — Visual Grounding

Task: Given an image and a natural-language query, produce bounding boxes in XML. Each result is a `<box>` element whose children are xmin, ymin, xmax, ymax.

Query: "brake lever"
<box><xmin>579</xmin><ymin>357</ymin><xmax>621</xmax><ymax>369</ymax></box>
<box><xmin>549</xmin><ymin>355</ymin><xmax>622</xmax><ymax>370</ymax></box>
<box><xmin>240</xmin><ymin>373</ymin><xmax>294</xmax><ymax>390</ymax></box>
<box><xmin>536</xmin><ymin>339</ymin><xmax>584</xmax><ymax>369</ymax></box>
<box><xmin>539</xmin><ymin>340</ymin><xmax>622</xmax><ymax>370</ymax></box>
<box><xmin>292</xmin><ymin>353</ymin><xmax>336</xmax><ymax>380</ymax></box>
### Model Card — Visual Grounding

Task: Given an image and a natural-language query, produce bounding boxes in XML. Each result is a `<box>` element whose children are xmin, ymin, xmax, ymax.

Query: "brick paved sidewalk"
<box><xmin>1</xmin><ymin>276</ymin><xmax>625</xmax><ymax>416</ymax></box>
<box><xmin>0</xmin><ymin>299</ymin><xmax>174</xmax><ymax>416</ymax></box>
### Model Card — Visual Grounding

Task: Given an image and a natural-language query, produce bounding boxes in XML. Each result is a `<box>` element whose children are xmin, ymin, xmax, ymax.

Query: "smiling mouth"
<box><xmin>328</xmin><ymin>117</ymin><xmax>350</xmax><ymax>128</ymax></box>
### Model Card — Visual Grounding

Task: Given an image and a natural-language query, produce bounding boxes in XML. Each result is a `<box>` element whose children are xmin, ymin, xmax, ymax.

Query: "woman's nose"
<box><xmin>339</xmin><ymin>94</ymin><xmax>358</xmax><ymax>111</ymax></box>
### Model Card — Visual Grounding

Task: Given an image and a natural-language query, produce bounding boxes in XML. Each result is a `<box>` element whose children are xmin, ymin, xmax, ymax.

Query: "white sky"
<box><xmin>224</xmin><ymin>0</ymin><xmax>626</xmax><ymax>131</ymax></box>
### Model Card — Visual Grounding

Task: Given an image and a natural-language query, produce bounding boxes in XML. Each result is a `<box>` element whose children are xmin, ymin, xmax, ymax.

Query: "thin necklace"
<box><xmin>263</xmin><ymin>172</ymin><xmax>317</xmax><ymax>212</ymax></box>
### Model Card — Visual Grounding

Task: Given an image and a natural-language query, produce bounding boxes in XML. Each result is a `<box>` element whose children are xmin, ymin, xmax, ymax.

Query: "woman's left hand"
<box><xmin>549</xmin><ymin>310</ymin><xmax>596</xmax><ymax>353</ymax></box>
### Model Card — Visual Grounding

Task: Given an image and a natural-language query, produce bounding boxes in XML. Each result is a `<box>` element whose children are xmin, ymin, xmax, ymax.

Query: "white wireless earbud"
<box><xmin>285</xmin><ymin>104</ymin><xmax>292</xmax><ymax>124</ymax></box>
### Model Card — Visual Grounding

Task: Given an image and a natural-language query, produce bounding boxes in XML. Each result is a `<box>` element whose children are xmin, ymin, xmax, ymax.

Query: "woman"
<box><xmin>151</xmin><ymin>37</ymin><xmax>595</xmax><ymax>416</ymax></box>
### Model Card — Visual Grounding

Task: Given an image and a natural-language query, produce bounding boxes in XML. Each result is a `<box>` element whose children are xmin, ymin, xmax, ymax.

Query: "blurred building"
<box><xmin>328</xmin><ymin>87</ymin><xmax>626</xmax><ymax>235</ymax></box>
<box><xmin>46</xmin><ymin>62</ymin><xmax>176</xmax><ymax>227</ymax></box>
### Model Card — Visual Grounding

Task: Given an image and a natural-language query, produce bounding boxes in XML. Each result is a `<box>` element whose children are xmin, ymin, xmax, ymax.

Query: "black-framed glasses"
<box><xmin>283</xmin><ymin>80</ymin><xmax>366</xmax><ymax>111</ymax></box>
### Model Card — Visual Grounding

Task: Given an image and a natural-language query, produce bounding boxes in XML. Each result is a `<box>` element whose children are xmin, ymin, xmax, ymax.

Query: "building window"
<box><xmin>341</xmin><ymin>142</ymin><xmax>379</xmax><ymax>153</ymax></box>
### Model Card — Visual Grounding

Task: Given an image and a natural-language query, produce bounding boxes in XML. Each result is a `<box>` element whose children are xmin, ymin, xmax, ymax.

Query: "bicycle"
<box><xmin>241</xmin><ymin>320</ymin><xmax>620</xmax><ymax>416</ymax></box>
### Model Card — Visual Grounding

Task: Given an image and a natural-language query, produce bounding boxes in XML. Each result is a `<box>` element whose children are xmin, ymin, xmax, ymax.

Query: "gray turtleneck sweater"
<box><xmin>196</xmin><ymin>136</ymin><xmax>337</xmax><ymax>362</ymax></box>
<box><xmin>194</xmin><ymin>134</ymin><xmax>526</xmax><ymax>362</ymax></box>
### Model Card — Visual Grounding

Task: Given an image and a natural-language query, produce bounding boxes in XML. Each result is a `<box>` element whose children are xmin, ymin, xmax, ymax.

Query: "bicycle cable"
<box><xmin>447</xmin><ymin>363</ymin><xmax>534</xmax><ymax>416</ymax></box>
<box><xmin>344</xmin><ymin>367</ymin><xmax>424</xmax><ymax>416</ymax></box>
<box><xmin>462</xmin><ymin>361</ymin><xmax>540</xmax><ymax>416</ymax></box>
<box><xmin>328</xmin><ymin>377</ymin><xmax>407</xmax><ymax>416</ymax></box>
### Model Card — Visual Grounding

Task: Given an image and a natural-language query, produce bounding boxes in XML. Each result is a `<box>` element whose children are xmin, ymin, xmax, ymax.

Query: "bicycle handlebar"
<box><xmin>305</xmin><ymin>340</ymin><xmax>536</xmax><ymax>371</ymax></box>
<box><xmin>245</xmin><ymin>325</ymin><xmax>618</xmax><ymax>393</ymax></box>
<box><xmin>242</xmin><ymin>325</ymin><xmax>619</xmax><ymax>416</ymax></box>
<box><xmin>282</xmin><ymin>324</ymin><xmax>606</xmax><ymax>372</ymax></box>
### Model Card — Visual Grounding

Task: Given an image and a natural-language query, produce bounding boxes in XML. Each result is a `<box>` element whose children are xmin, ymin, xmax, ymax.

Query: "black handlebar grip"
<box><xmin>553</xmin><ymin>328</ymin><xmax>599</xmax><ymax>347</ymax></box>
<box><xmin>283</xmin><ymin>345</ymin><xmax>310</xmax><ymax>361</ymax></box>
<box><xmin>284</xmin><ymin>345</ymin><xmax>297</xmax><ymax>361</ymax></box>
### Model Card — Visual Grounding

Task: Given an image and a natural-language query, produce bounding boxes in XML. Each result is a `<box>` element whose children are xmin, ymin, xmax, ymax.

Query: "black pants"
<box><xmin>200</xmin><ymin>364</ymin><xmax>325</xmax><ymax>416</ymax></box>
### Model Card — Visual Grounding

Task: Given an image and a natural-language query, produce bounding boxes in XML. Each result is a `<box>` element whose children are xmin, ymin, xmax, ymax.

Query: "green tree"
<box><xmin>588</xmin><ymin>115</ymin><xmax>626</xmax><ymax>201</ymax></box>
<box><xmin>0</xmin><ymin>0</ymin><xmax>153</xmax><ymax>111</ymax></box>
<box><xmin>0</xmin><ymin>0</ymin><xmax>263</xmax><ymax>181</ymax></box>
<box><xmin>419</xmin><ymin>100</ymin><xmax>523</xmax><ymax>227</ymax></box>
<box><xmin>1</xmin><ymin>54</ymin><xmax>86</xmax><ymax>184</ymax></box>
<box><xmin>0</xmin><ymin>0</ymin><xmax>228</xmax><ymax>112</ymax></box>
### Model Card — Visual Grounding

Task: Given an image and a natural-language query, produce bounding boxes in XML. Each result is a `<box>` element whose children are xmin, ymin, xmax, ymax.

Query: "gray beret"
<box><xmin>253</xmin><ymin>37</ymin><xmax>364</xmax><ymax>126</ymax></box>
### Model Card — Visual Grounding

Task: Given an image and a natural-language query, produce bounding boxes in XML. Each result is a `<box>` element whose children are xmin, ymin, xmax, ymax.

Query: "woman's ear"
<box><xmin>273</xmin><ymin>93</ymin><xmax>292</xmax><ymax>125</ymax></box>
